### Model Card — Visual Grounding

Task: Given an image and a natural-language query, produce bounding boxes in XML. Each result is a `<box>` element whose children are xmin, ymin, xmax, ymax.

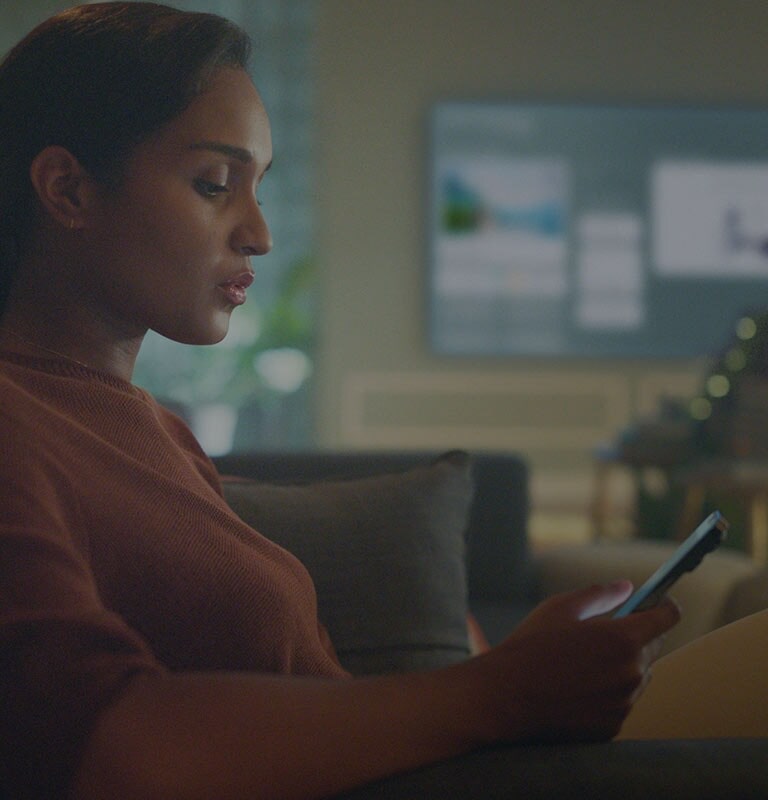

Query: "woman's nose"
<box><xmin>231</xmin><ymin>199</ymin><xmax>272</xmax><ymax>256</ymax></box>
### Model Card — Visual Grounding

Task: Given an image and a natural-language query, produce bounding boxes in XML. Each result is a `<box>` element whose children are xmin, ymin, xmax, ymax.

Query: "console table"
<box><xmin>591</xmin><ymin>449</ymin><xmax>768</xmax><ymax>563</ymax></box>
<box><xmin>675</xmin><ymin>459</ymin><xmax>768</xmax><ymax>563</ymax></box>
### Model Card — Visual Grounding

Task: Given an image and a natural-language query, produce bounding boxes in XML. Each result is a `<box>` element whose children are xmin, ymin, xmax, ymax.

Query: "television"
<box><xmin>428</xmin><ymin>102</ymin><xmax>768</xmax><ymax>358</ymax></box>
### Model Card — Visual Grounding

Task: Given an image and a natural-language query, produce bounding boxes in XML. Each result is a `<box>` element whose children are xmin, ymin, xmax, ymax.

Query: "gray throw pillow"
<box><xmin>221</xmin><ymin>450</ymin><xmax>474</xmax><ymax>675</ymax></box>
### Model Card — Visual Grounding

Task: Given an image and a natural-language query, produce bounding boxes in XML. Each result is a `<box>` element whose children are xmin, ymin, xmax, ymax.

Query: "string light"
<box><xmin>724</xmin><ymin>347</ymin><xmax>747</xmax><ymax>372</ymax></box>
<box><xmin>736</xmin><ymin>316</ymin><xmax>757</xmax><ymax>340</ymax></box>
<box><xmin>690</xmin><ymin>397</ymin><xmax>712</xmax><ymax>421</ymax></box>
<box><xmin>706</xmin><ymin>374</ymin><xmax>731</xmax><ymax>398</ymax></box>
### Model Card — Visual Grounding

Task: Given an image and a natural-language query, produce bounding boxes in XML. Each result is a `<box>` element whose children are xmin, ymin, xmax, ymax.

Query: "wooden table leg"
<box><xmin>749</xmin><ymin>492</ymin><xmax>768</xmax><ymax>564</ymax></box>
<box><xmin>590</xmin><ymin>459</ymin><xmax>610</xmax><ymax>540</ymax></box>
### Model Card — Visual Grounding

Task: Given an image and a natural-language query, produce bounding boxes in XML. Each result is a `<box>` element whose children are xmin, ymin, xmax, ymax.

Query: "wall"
<box><xmin>0</xmin><ymin>1</ymin><xmax>72</xmax><ymax>54</ymax></box>
<box><xmin>312</xmin><ymin>0</ymin><xmax>768</xmax><ymax>534</ymax></box>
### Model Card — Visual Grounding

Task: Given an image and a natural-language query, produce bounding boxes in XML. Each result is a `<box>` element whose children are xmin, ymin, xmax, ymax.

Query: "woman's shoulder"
<box><xmin>147</xmin><ymin>395</ymin><xmax>224</xmax><ymax>494</ymax></box>
<box><xmin>0</xmin><ymin>358</ymin><xmax>49</xmax><ymax>432</ymax></box>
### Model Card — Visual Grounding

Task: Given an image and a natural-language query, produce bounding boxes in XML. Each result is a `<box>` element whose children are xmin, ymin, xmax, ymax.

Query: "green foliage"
<box><xmin>134</xmin><ymin>255</ymin><xmax>315</xmax><ymax>409</ymax></box>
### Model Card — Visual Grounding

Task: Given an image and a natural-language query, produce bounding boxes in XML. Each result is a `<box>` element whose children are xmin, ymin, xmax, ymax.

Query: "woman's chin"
<box><xmin>153</xmin><ymin>316</ymin><xmax>231</xmax><ymax>346</ymax></box>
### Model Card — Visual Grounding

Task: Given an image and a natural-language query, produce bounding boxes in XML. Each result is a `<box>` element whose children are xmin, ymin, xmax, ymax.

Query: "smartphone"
<box><xmin>612</xmin><ymin>510</ymin><xmax>729</xmax><ymax>618</ymax></box>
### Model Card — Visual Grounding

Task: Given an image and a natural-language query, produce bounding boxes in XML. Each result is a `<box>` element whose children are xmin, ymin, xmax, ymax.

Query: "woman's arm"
<box><xmin>73</xmin><ymin>583</ymin><xmax>679</xmax><ymax>800</ymax></box>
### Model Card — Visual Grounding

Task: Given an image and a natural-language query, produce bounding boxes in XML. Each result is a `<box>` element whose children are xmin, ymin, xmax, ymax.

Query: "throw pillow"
<box><xmin>221</xmin><ymin>450</ymin><xmax>474</xmax><ymax>675</ymax></box>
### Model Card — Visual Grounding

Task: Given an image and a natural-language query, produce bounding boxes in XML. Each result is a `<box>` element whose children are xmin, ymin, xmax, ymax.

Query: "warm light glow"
<box><xmin>706</xmin><ymin>374</ymin><xmax>731</xmax><ymax>398</ymax></box>
<box><xmin>725</xmin><ymin>347</ymin><xmax>747</xmax><ymax>372</ymax></box>
<box><xmin>736</xmin><ymin>316</ymin><xmax>757</xmax><ymax>340</ymax></box>
<box><xmin>690</xmin><ymin>397</ymin><xmax>712</xmax><ymax>420</ymax></box>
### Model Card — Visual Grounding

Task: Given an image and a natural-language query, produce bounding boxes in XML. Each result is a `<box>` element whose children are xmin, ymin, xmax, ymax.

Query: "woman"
<box><xmin>0</xmin><ymin>4</ymin><xmax>679</xmax><ymax>799</ymax></box>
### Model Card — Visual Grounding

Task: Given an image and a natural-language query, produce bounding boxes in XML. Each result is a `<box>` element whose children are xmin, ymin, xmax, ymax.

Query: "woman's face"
<box><xmin>83</xmin><ymin>67</ymin><xmax>272</xmax><ymax>345</ymax></box>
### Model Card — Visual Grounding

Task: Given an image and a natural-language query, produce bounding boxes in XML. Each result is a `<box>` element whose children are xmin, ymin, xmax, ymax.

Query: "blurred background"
<box><xmin>5</xmin><ymin>0</ymin><xmax>768</xmax><ymax>548</ymax></box>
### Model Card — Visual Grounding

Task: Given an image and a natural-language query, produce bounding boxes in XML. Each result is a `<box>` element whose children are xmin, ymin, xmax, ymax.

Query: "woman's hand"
<box><xmin>469</xmin><ymin>582</ymin><xmax>680</xmax><ymax>745</ymax></box>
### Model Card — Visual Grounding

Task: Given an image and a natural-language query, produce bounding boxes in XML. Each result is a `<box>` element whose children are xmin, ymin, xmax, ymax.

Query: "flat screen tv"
<box><xmin>428</xmin><ymin>102</ymin><xmax>768</xmax><ymax>358</ymax></box>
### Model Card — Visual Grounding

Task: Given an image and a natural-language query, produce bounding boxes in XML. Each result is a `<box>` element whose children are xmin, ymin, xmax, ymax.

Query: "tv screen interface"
<box><xmin>429</xmin><ymin>102</ymin><xmax>768</xmax><ymax>358</ymax></box>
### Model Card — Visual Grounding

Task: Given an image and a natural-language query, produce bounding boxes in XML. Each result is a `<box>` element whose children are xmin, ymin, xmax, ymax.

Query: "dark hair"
<box><xmin>0</xmin><ymin>1</ymin><xmax>251</xmax><ymax>311</ymax></box>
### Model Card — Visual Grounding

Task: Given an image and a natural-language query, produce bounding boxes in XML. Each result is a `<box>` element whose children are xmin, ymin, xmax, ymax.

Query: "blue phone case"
<box><xmin>612</xmin><ymin>510</ymin><xmax>729</xmax><ymax>618</ymax></box>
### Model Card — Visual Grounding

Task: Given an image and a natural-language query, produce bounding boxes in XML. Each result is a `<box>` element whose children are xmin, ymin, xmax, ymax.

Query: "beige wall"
<box><xmin>313</xmin><ymin>0</ymin><xmax>768</xmax><ymax>523</ymax></box>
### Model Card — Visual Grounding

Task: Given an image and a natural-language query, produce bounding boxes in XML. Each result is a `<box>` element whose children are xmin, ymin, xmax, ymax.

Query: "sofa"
<box><xmin>212</xmin><ymin>448</ymin><xmax>768</xmax><ymax>799</ymax></box>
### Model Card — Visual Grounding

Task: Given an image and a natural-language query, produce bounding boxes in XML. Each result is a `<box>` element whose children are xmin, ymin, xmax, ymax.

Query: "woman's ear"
<box><xmin>28</xmin><ymin>145</ymin><xmax>93</xmax><ymax>230</ymax></box>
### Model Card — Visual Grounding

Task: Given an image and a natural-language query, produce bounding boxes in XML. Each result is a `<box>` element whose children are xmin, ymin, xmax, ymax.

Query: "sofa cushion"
<box><xmin>619</xmin><ymin>607</ymin><xmax>768</xmax><ymax>739</ymax></box>
<box><xmin>221</xmin><ymin>450</ymin><xmax>474</xmax><ymax>675</ymax></box>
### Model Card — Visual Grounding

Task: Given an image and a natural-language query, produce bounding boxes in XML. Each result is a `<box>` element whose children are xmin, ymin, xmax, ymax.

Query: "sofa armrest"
<box><xmin>533</xmin><ymin>540</ymin><xmax>765</xmax><ymax>655</ymax></box>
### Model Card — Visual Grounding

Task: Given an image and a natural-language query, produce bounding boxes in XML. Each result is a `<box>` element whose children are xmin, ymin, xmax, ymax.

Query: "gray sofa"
<box><xmin>212</xmin><ymin>448</ymin><xmax>768</xmax><ymax>799</ymax></box>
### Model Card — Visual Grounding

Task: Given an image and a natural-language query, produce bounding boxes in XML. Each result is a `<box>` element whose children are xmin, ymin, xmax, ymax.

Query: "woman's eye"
<box><xmin>194</xmin><ymin>178</ymin><xmax>229</xmax><ymax>198</ymax></box>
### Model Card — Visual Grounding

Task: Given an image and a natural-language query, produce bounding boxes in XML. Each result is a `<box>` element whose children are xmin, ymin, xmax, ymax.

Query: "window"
<box><xmin>134</xmin><ymin>0</ymin><xmax>316</xmax><ymax>454</ymax></box>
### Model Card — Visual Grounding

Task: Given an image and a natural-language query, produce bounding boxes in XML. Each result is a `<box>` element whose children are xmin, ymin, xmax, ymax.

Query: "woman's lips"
<box><xmin>218</xmin><ymin>271</ymin><xmax>254</xmax><ymax>306</ymax></box>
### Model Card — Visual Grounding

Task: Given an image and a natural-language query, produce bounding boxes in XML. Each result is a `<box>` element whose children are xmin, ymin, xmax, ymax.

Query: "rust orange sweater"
<box><xmin>0</xmin><ymin>347</ymin><xmax>348</xmax><ymax>797</ymax></box>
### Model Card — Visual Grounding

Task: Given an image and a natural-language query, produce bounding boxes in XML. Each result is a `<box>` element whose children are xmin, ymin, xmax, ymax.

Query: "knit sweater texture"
<box><xmin>0</xmin><ymin>348</ymin><xmax>348</xmax><ymax>797</ymax></box>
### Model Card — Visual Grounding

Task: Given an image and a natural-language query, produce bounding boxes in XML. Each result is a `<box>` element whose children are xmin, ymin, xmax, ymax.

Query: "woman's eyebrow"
<box><xmin>189</xmin><ymin>141</ymin><xmax>272</xmax><ymax>177</ymax></box>
<box><xmin>189</xmin><ymin>141</ymin><xmax>254</xmax><ymax>163</ymax></box>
